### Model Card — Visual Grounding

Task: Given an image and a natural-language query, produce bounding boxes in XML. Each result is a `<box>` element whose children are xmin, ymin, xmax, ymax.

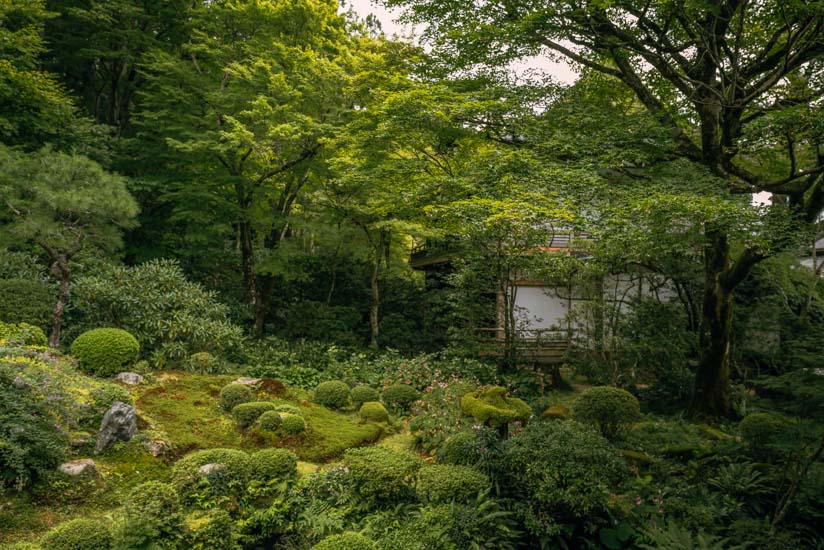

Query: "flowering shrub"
<box><xmin>409</xmin><ymin>379</ymin><xmax>477</xmax><ymax>453</ymax></box>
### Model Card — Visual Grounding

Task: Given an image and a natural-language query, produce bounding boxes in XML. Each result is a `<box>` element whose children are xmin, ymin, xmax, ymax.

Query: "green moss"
<box><xmin>541</xmin><ymin>405</ymin><xmax>570</xmax><ymax>420</ymax></box>
<box><xmin>460</xmin><ymin>386</ymin><xmax>531</xmax><ymax>426</ymax></box>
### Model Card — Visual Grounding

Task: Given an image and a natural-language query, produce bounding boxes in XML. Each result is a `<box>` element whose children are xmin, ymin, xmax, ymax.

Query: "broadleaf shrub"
<box><xmin>739</xmin><ymin>412</ymin><xmax>793</xmax><ymax>458</ymax></box>
<box><xmin>0</xmin><ymin>279</ymin><xmax>53</xmax><ymax>330</ymax></box>
<box><xmin>416</xmin><ymin>464</ymin><xmax>490</xmax><ymax>503</ymax></box>
<box><xmin>313</xmin><ymin>380</ymin><xmax>351</xmax><ymax>409</ymax></box>
<box><xmin>70</xmin><ymin>328</ymin><xmax>139</xmax><ymax>377</ymax></box>
<box><xmin>342</xmin><ymin>446</ymin><xmax>421</xmax><ymax>502</ymax></box>
<box><xmin>220</xmin><ymin>384</ymin><xmax>252</xmax><ymax>412</ymax></box>
<box><xmin>231</xmin><ymin>402</ymin><xmax>276</xmax><ymax>428</ymax></box>
<box><xmin>72</xmin><ymin>260</ymin><xmax>243</xmax><ymax>367</ymax></box>
<box><xmin>184</xmin><ymin>509</ymin><xmax>239</xmax><ymax>550</ymax></box>
<box><xmin>0</xmin><ymin>321</ymin><xmax>48</xmax><ymax>347</ymax></box>
<box><xmin>39</xmin><ymin>518</ymin><xmax>113</xmax><ymax>550</ymax></box>
<box><xmin>572</xmin><ymin>386</ymin><xmax>641</xmax><ymax>439</ymax></box>
<box><xmin>186</xmin><ymin>351</ymin><xmax>221</xmax><ymax>374</ymax></box>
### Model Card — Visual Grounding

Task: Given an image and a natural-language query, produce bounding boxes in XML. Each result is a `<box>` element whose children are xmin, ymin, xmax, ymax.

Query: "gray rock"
<box><xmin>143</xmin><ymin>439</ymin><xmax>170</xmax><ymax>457</ymax></box>
<box><xmin>198</xmin><ymin>463</ymin><xmax>227</xmax><ymax>476</ymax></box>
<box><xmin>58</xmin><ymin>458</ymin><xmax>97</xmax><ymax>478</ymax></box>
<box><xmin>232</xmin><ymin>377</ymin><xmax>261</xmax><ymax>386</ymax></box>
<box><xmin>94</xmin><ymin>401</ymin><xmax>138</xmax><ymax>454</ymax></box>
<box><xmin>115</xmin><ymin>372</ymin><xmax>145</xmax><ymax>385</ymax></box>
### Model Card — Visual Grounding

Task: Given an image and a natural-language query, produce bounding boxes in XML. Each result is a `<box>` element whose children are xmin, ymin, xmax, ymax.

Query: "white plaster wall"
<box><xmin>513</xmin><ymin>286</ymin><xmax>568</xmax><ymax>331</ymax></box>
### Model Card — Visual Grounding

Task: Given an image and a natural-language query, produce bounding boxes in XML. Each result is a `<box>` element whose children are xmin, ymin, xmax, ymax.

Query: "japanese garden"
<box><xmin>0</xmin><ymin>1</ymin><xmax>823</xmax><ymax>548</ymax></box>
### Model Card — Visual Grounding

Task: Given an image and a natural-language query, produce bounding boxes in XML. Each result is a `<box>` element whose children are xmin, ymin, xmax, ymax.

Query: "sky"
<box><xmin>344</xmin><ymin>0</ymin><xmax>579</xmax><ymax>84</ymax></box>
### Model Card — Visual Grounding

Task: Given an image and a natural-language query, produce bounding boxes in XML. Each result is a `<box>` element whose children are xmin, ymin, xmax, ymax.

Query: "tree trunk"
<box><xmin>238</xmin><ymin>220</ymin><xmax>256</xmax><ymax>308</ymax></box>
<box><xmin>254</xmin><ymin>274</ymin><xmax>274</xmax><ymax>338</ymax></box>
<box><xmin>48</xmin><ymin>256</ymin><xmax>71</xmax><ymax>348</ymax></box>
<box><xmin>369</xmin><ymin>244</ymin><xmax>381</xmax><ymax>349</ymax></box>
<box><xmin>690</xmin><ymin>232</ymin><xmax>733</xmax><ymax>418</ymax></box>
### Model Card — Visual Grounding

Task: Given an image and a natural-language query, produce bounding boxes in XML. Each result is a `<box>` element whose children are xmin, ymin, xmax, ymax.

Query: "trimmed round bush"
<box><xmin>416</xmin><ymin>464</ymin><xmax>490</xmax><ymax>503</ymax></box>
<box><xmin>314</xmin><ymin>380</ymin><xmax>351</xmax><ymax>409</ymax></box>
<box><xmin>257</xmin><ymin>410</ymin><xmax>282</xmax><ymax>432</ymax></box>
<box><xmin>171</xmin><ymin>448</ymin><xmax>251</xmax><ymax>504</ymax></box>
<box><xmin>250</xmin><ymin>448</ymin><xmax>297</xmax><ymax>482</ymax></box>
<box><xmin>382</xmin><ymin>383</ymin><xmax>420</xmax><ymax>410</ymax></box>
<box><xmin>343</xmin><ymin>446</ymin><xmax>421</xmax><ymax>501</ymax></box>
<box><xmin>116</xmin><ymin>481</ymin><xmax>182</xmax><ymax>549</ymax></box>
<box><xmin>70</xmin><ymin>328</ymin><xmax>139</xmax><ymax>377</ymax></box>
<box><xmin>273</xmin><ymin>404</ymin><xmax>302</xmax><ymax>415</ymax></box>
<box><xmin>311</xmin><ymin>532</ymin><xmax>376</xmax><ymax>550</ymax></box>
<box><xmin>740</xmin><ymin>412</ymin><xmax>792</xmax><ymax>457</ymax></box>
<box><xmin>231</xmin><ymin>401</ymin><xmax>276</xmax><ymax>428</ymax></box>
<box><xmin>186</xmin><ymin>352</ymin><xmax>218</xmax><ymax>374</ymax></box>
<box><xmin>0</xmin><ymin>278</ymin><xmax>53</xmax><ymax>329</ymax></box>
<box><xmin>184</xmin><ymin>509</ymin><xmax>238</xmax><ymax>550</ymax></box>
<box><xmin>219</xmin><ymin>384</ymin><xmax>252</xmax><ymax>412</ymax></box>
<box><xmin>572</xmin><ymin>386</ymin><xmax>641</xmax><ymax>439</ymax></box>
<box><xmin>280</xmin><ymin>413</ymin><xmax>306</xmax><ymax>435</ymax></box>
<box><xmin>40</xmin><ymin>518</ymin><xmax>112</xmax><ymax>550</ymax></box>
<box><xmin>351</xmin><ymin>385</ymin><xmax>380</xmax><ymax>406</ymax></box>
<box><xmin>0</xmin><ymin>321</ymin><xmax>48</xmax><ymax>346</ymax></box>
<box><xmin>359</xmin><ymin>401</ymin><xmax>389</xmax><ymax>422</ymax></box>
<box><xmin>460</xmin><ymin>386</ymin><xmax>531</xmax><ymax>427</ymax></box>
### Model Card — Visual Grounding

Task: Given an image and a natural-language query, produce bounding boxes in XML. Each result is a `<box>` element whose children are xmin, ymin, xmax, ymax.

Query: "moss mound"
<box><xmin>460</xmin><ymin>386</ymin><xmax>531</xmax><ymax>426</ymax></box>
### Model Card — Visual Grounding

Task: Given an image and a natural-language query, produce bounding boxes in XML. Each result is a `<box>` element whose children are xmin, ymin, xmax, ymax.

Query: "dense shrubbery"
<box><xmin>72</xmin><ymin>260</ymin><xmax>243</xmax><ymax>367</ymax></box>
<box><xmin>115</xmin><ymin>481</ymin><xmax>182</xmax><ymax>549</ymax></box>
<box><xmin>184</xmin><ymin>509</ymin><xmax>239</xmax><ymax>550</ymax></box>
<box><xmin>249</xmin><ymin>448</ymin><xmax>297</xmax><ymax>482</ymax></box>
<box><xmin>502</xmin><ymin>420</ymin><xmax>627</xmax><ymax>543</ymax></box>
<box><xmin>311</xmin><ymin>532</ymin><xmax>376</xmax><ymax>550</ymax></box>
<box><xmin>186</xmin><ymin>351</ymin><xmax>221</xmax><ymax>374</ymax></box>
<box><xmin>220</xmin><ymin>384</ymin><xmax>252</xmax><ymax>412</ymax></box>
<box><xmin>572</xmin><ymin>385</ymin><xmax>641</xmax><ymax>439</ymax></box>
<box><xmin>343</xmin><ymin>446</ymin><xmax>421</xmax><ymax>502</ymax></box>
<box><xmin>40</xmin><ymin>518</ymin><xmax>112</xmax><ymax>550</ymax></box>
<box><xmin>415</xmin><ymin>464</ymin><xmax>490</xmax><ymax>503</ymax></box>
<box><xmin>0</xmin><ymin>367</ymin><xmax>68</xmax><ymax>490</ymax></box>
<box><xmin>313</xmin><ymin>380</ymin><xmax>351</xmax><ymax>409</ymax></box>
<box><xmin>232</xmin><ymin>402</ymin><xmax>276</xmax><ymax>428</ymax></box>
<box><xmin>739</xmin><ymin>412</ymin><xmax>792</xmax><ymax>458</ymax></box>
<box><xmin>359</xmin><ymin>402</ymin><xmax>389</xmax><ymax>423</ymax></box>
<box><xmin>0</xmin><ymin>279</ymin><xmax>54</xmax><ymax>330</ymax></box>
<box><xmin>172</xmin><ymin>449</ymin><xmax>251</xmax><ymax>505</ymax></box>
<box><xmin>70</xmin><ymin>328</ymin><xmax>139</xmax><ymax>377</ymax></box>
<box><xmin>0</xmin><ymin>322</ymin><xmax>48</xmax><ymax>346</ymax></box>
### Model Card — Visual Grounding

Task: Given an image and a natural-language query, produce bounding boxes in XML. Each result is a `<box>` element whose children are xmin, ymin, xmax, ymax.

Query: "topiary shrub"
<box><xmin>311</xmin><ymin>532</ymin><xmax>377</xmax><ymax>550</ymax></box>
<box><xmin>351</xmin><ymin>385</ymin><xmax>380</xmax><ymax>406</ymax></box>
<box><xmin>186</xmin><ymin>352</ymin><xmax>220</xmax><ymax>374</ymax></box>
<box><xmin>40</xmin><ymin>518</ymin><xmax>112</xmax><ymax>550</ymax></box>
<box><xmin>416</xmin><ymin>464</ymin><xmax>490</xmax><ymax>503</ymax></box>
<box><xmin>231</xmin><ymin>401</ymin><xmax>276</xmax><ymax>428</ymax></box>
<box><xmin>219</xmin><ymin>384</ymin><xmax>252</xmax><ymax>412</ymax></box>
<box><xmin>343</xmin><ymin>446</ymin><xmax>421</xmax><ymax>502</ymax></box>
<box><xmin>184</xmin><ymin>509</ymin><xmax>239</xmax><ymax>550</ymax></box>
<box><xmin>381</xmin><ymin>383</ymin><xmax>420</xmax><ymax>411</ymax></box>
<box><xmin>257</xmin><ymin>410</ymin><xmax>282</xmax><ymax>432</ymax></box>
<box><xmin>359</xmin><ymin>401</ymin><xmax>389</xmax><ymax>423</ymax></box>
<box><xmin>280</xmin><ymin>413</ymin><xmax>306</xmax><ymax>435</ymax></box>
<box><xmin>249</xmin><ymin>448</ymin><xmax>297</xmax><ymax>482</ymax></box>
<box><xmin>572</xmin><ymin>386</ymin><xmax>641</xmax><ymax>439</ymax></box>
<box><xmin>171</xmin><ymin>448</ymin><xmax>251</xmax><ymax>505</ymax></box>
<box><xmin>503</xmin><ymin>420</ymin><xmax>627</xmax><ymax>543</ymax></box>
<box><xmin>0</xmin><ymin>278</ymin><xmax>54</xmax><ymax>330</ymax></box>
<box><xmin>739</xmin><ymin>412</ymin><xmax>792</xmax><ymax>458</ymax></box>
<box><xmin>70</xmin><ymin>328</ymin><xmax>139</xmax><ymax>377</ymax></box>
<box><xmin>0</xmin><ymin>321</ymin><xmax>48</xmax><ymax>347</ymax></box>
<box><xmin>313</xmin><ymin>380</ymin><xmax>351</xmax><ymax>409</ymax></box>
<box><xmin>460</xmin><ymin>386</ymin><xmax>531</xmax><ymax>428</ymax></box>
<box><xmin>272</xmin><ymin>404</ymin><xmax>302</xmax><ymax>415</ymax></box>
<box><xmin>541</xmin><ymin>405</ymin><xmax>570</xmax><ymax>420</ymax></box>
<box><xmin>115</xmin><ymin>481</ymin><xmax>182</xmax><ymax>549</ymax></box>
